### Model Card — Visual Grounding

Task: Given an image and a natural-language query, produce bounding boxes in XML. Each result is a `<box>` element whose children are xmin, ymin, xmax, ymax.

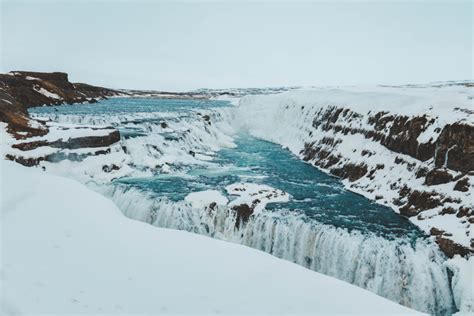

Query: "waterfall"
<box><xmin>443</xmin><ymin>145</ymin><xmax>457</xmax><ymax>169</ymax></box>
<box><xmin>32</xmin><ymin>102</ymin><xmax>459</xmax><ymax>315</ymax></box>
<box><xmin>101</xmin><ymin>184</ymin><xmax>456</xmax><ymax>315</ymax></box>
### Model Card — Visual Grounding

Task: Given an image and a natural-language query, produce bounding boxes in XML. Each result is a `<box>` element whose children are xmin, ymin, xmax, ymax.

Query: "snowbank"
<box><xmin>0</xmin><ymin>160</ymin><xmax>422</xmax><ymax>315</ymax></box>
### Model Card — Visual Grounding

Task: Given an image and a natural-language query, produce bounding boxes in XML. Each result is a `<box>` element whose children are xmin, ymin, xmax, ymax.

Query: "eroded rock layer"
<box><xmin>0</xmin><ymin>71</ymin><xmax>122</xmax><ymax>139</ymax></box>
<box><xmin>232</xmin><ymin>85</ymin><xmax>473</xmax><ymax>257</ymax></box>
<box><xmin>1</xmin><ymin>71</ymin><xmax>123</xmax><ymax>169</ymax></box>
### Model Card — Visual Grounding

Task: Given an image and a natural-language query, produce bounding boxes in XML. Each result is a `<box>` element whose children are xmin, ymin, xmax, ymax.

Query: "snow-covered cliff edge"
<box><xmin>229</xmin><ymin>83</ymin><xmax>473</xmax><ymax>258</ymax></box>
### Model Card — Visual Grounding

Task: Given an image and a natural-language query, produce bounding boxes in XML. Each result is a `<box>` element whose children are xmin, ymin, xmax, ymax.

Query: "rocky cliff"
<box><xmin>232</xmin><ymin>83</ymin><xmax>474</xmax><ymax>258</ymax></box>
<box><xmin>0</xmin><ymin>71</ymin><xmax>123</xmax><ymax>166</ymax></box>
<box><xmin>0</xmin><ymin>71</ymin><xmax>122</xmax><ymax>139</ymax></box>
<box><xmin>300</xmin><ymin>106</ymin><xmax>473</xmax><ymax>257</ymax></box>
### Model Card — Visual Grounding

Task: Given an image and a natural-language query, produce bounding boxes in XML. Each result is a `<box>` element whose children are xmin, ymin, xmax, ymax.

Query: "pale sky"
<box><xmin>1</xmin><ymin>1</ymin><xmax>472</xmax><ymax>91</ymax></box>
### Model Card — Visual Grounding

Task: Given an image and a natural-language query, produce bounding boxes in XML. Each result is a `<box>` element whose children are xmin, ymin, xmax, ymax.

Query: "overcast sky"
<box><xmin>1</xmin><ymin>1</ymin><xmax>472</xmax><ymax>91</ymax></box>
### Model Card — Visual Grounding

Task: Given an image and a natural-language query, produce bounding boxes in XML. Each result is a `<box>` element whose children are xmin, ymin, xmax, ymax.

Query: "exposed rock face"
<box><xmin>6</xmin><ymin>147</ymin><xmax>113</xmax><ymax>167</ymax></box>
<box><xmin>424</xmin><ymin>169</ymin><xmax>454</xmax><ymax>186</ymax></box>
<box><xmin>294</xmin><ymin>103</ymin><xmax>473</xmax><ymax>257</ymax></box>
<box><xmin>330</xmin><ymin>163</ymin><xmax>368</xmax><ymax>181</ymax></box>
<box><xmin>454</xmin><ymin>178</ymin><xmax>470</xmax><ymax>192</ymax></box>
<box><xmin>1</xmin><ymin>71</ymin><xmax>120</xmax><ymax>107</ymax></box>
<box><xmin>371</xmin><ymin>114</ymin><xmax>436</xmax><ymax>162</ymax></box>
<box><xmin>12</xmin><ymin>130</ymin><xmax>120</xmax><ymax>151</ymax></box>
<box><xmin>232</xmin><ymin>204</ymin><xmax>253</xmax><ymax>227</ymax></box>
<box><xmin>434</xmin><ymin>123</ymin><xmax>474</xmax><ymax>173</ymax></box>
<box><xmin>435</xmin><ymin>237</ymin><xmax>472</xmax><ymax>258</ymax></box>
<box><xmin>308</xmin><ymin>106</ymin><xmax>474</xmax><ymax>176</ymax></box>
<box><xmin>0</xmin><ymin>90</ymin><xmax>49</xmax><ymax>139</ymax></box>
<box><xmin>5</xmin><ymin>154</ymin><xmax>45</xmax><ymax>167</ymax></box>
<box><xmin>0</xmin><ymin>71</ymin><xmax>121</xmax><ymax>138</ymax></box>
<box><xmin>54</xmin><ymin>131</ymin><xmax>121</xmax><ymax>149</ymax></box>
<box><xmin>399</xmin><ymin>191</ymin><xmax>441</xmax><ymax>217</ymax></box>
<box><xmin>1</xmin><ymin>71</ymin><xmax>123</xmax><ymax>169</ymax></box>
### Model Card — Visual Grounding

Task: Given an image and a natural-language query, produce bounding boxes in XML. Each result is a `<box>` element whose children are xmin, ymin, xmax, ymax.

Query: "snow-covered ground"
<box><xmin>0</xmin><ymin>160</ymin><xmax>423</xmax><ymax>315</ymax></box>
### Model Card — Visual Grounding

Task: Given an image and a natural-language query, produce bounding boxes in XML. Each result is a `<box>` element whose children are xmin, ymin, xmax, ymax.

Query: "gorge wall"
<box><xmin>229</xmin><ymin>84</ymin><xmax>473</xmax><ymax>258</ymax></box>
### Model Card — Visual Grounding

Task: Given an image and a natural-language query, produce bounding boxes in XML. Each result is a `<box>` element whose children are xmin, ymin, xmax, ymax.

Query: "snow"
<box><xmin>444</xmin><ymin>256</ymin><xmax>474</xmax><ymax>315</ymax></box>
<box><xmin>0</xmin><ymin>160</ymin><xmax>422</xmax><ymax>315</ymax></box>
<box><xmin>33</xmin><ymin>85</ymin><xmax>62</xmax><ymax>100</ymax></box>
<box><xmin>194</xmin><ymin>152</ymin><xmax>214</xmax><ymax>161</ymax></box>
<box><xmin>27</xmin><ymin>118</ymin><xmax>46</xmax><ymax>130</ymax></box>
<box><xmin>1</xmin><ymin>122</ymin><xmax>15</xmax><ymax>154</ymax></box>
<box><xmin>25</xmin><ymin>122</ymin><xmax>115</xmax><ymax>142</ymax></box>
<box><xmin>226</xmin><ymin>182</ymin><xmax>290</xmax><ymax>214</ymax></box>
<box><xmin>1</xmin><ymin>98</ymin><xmax>13</xmax><ymax>104</ymax></box>
<box><xmin>25</xmin><ymin>76</ymin><xmax>40</xmax><ymax>81</ymax></box>
<box><xmin>185</xmin><ymin>189</ymin><xmax>228</xmax><ymax>209</ymax></box>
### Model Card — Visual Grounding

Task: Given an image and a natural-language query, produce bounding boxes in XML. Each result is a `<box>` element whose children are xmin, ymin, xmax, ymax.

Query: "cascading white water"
<box><xmin>33</xmin><ymin>110</ymin><xmax>236</xmax><ymax>175</ymax></box>
<box><xmin>101</xmin><ymin>184</ymin><xmax>456</xmax><ymax>315</ymax></box>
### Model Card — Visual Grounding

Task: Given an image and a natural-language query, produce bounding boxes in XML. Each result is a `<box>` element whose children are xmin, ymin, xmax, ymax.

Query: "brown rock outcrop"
<box><xmin>424</xmin><ymin>169</ymin><xmax>453</xmax><ymax>186</ymax></box>
<box><xmin>434</xmin><ymin>123</ymin><xmax>474</xmax><ymax>173</ymax></box>
<box><xmin>0</xmin><ymin>71</ymin><xmax>121</xmax><ymax>138</ymax></box>
<box><xmin>297</xmin><ymin>102</ymin><xmax>473</xmax><ymax>257</ymax></box>
<box><xmin>435</xmin><ymin>236</ymin><xmax>472</xmax><ymax>258</ymax></box>
<box><xmin>454</xmin><ymin>178</ymin><xmax>470</xmax><ymax>192</ymax></box>
<box><xmin>12</xmin><ymin>130</ymin><xmax>120</xmax><ymax>151</ymax></box>
<box><xmin>232</xmin><ymin>204</ymin><xmax>253</xmax><ymax>227</ymax></box>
